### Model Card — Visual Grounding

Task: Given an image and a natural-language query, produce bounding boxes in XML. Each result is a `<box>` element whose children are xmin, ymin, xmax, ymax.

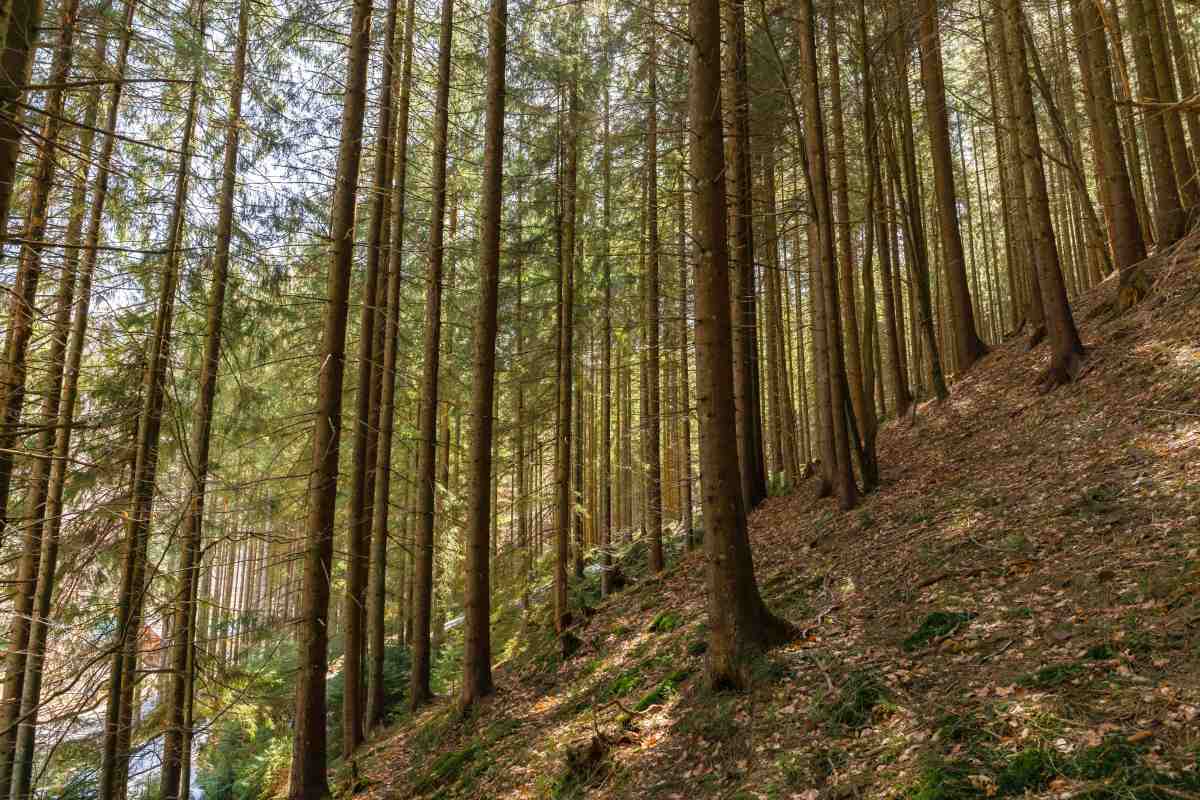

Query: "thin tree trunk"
<box><xmin>917</xmin><ymin>0</ymin><xmax>987</xmax><ymax>372</ymax></box>
<box><xmin>1002</xmin><ymin>0</ymin><xmax>1086</xmax><ymax>389</ymax></box>
<box><xmin>0</xmin><ymin>0</ymin><xmax>85</xmax><ymax>785</ymax></box>
<box><xmin>0</xmin><ymin>0</ymin><xmax>42</xmax><ymax>252</ymax></box>
<box><xmin>411</xmin><ymin>0</ymin><xmax>454</xmax><ymax>710</ymax></box>
<box><xmin>159</xmin><ymin>0</ymin><xmax>247</xmax><ymax>793</ymax></box>
<box><xmin>554</xmin><ymin>78</ymin><xmax>578</xmax><ymax>638</ymax></box>
<box><xmin>645</xmin><ymin>4</ymin><xmax>663</xmax><ymax>572</ymax></box>
<box><xmin>461</xmin><ymin>0</ymin><xmax>506</xmax><ymax>705</ymax></box>
<box><xmin>723</xmin><ymin>0</ymin><xmax>766</xmax><ymax>511</ymax></box>
<box><xmin>286</xmin><ymin>0</ymin><xmax>372</xmax><ymax>791</ymax></box>
<box><xmin>99</xmin><ymin>3</ymin><xmax>204</xmax><ymax>793</ymax></box>
<box><xmin>368</xmin><ymin>0</ymin><xmax>416</xmax><ymax>731</ymax></box>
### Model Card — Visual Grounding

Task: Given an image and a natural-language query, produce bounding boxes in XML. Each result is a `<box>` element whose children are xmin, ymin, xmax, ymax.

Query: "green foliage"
<box><xmin>647</xmin><ymin>610</ymin><xmax>682</xmax><ymax>633</ymax></box>
<box><xmin>935</xmin><ymin>711</ymin><xmax>989</xmax><ymax>746</ymax></box>
<box><xmin>814</xmin><ymin>670</ymin><xmax>889</xmax><ymax>733</ymax></box>
<box><xmin>904</xmin><ymin>758</ymin><xmax>976</xmax><ymax>800</ymax></box>
<box><xmin>632</xmin><ymin>668</ymin><xmax>693</xmax><ymax>712</ymax></box>
<box><xmin>198</xmin><ymin>642</ymin><xmax>409</xmax><ymax>799</ymax></box>
<box><xmin>903</xmin><ymin>611</ymin><xmax>974</xmax><ymax>652</ymax></box>
<box><xmin>1018</xmin><ymin>662</ymin><xmax>1084</xmax><ymax>689</ymax></box>
<box><xmin>996</xmin><ymin>748</ymin><xmax>1055</xmax><ymax>795</ymax></box>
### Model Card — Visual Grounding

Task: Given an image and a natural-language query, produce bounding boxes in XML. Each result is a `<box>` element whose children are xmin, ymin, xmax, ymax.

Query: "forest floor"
<box><xmin>348</xmin><ymin>248</ymin><xmax>1200</xmax><ymax>800</ymax></box>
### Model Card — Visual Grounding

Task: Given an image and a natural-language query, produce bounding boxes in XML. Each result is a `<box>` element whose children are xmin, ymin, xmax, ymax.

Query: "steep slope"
<box><xmin>351</xmin><ymin>251</ymin><xmax>1200</xmax><ymax>800</ymax></box>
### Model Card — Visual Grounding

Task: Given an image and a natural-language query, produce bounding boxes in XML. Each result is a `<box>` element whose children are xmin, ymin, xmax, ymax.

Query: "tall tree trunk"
<box><xmin>676</xmin><ymin>164</ymin><xmax>694</xmax><ymax>542</ymax></box>
<box><xmin>600</xmin><ymin>10</ymin><xmax>614</xmax><ymax>592</ymax></box>
<box><xmin>827</xmin><ymin>6</ymin><xmax>875</xmax><ymax>491</ymax></box>
<box><xmin>368</xmin><ymin>0</ymin><xmax>416</xmax><ymax>731</ymax></box>
<box><xmin>0</xmin><ymin>0</ymin><xmax>85</xmax><ymax>785</ymax></box>
<box><xmin>1139</xmin><ymin>0</ymin><xmax>1198</xmax><ymax>207</ymax></box>
<box><xmin>461</xmin><ymin>0</ymin><xmax>506</xmax><ymax>705</ymax></box>
<box><xmin>343</xmin><ymin>0</ymin><xmax>401</xmax><ymax>755</ymax></box>
<box><xmin>99</xmin><ymin>2</ymin><xmax>204</xmax><ymax>793</ymax></box>
<box><xmin>159</xmin><ymin>0</ymin><xmax>247</xmax><ymax>794</ymax></box>
<box><xmin>554</xmin><ymin>78</ymin><xmax>579</xmax><ymax>637</ymax></box>
<box><xmin>916</xmin><ymin>0</ymin><xmax>987</xmax><ymax>371</ymax></box>
<box><xmin>1002</xmin><ymin>0</ymin><xmax>1086</xmax><ymax>389</ymax></box>
<box><xmin>688</xmin><ymin>0</ymin><xmax>793</xmax><ymax>689</ymax></box>
<box><xmin>411</xmin><ymin>0</ymin><xmax>454</xmax><ymax>710</ymax></box>
<box><xmin>1071</xmin><ymin>0</ymin><xmax>1146</xmax><ymax>282</ymax></box>
<box><xmin>645</xmin><ymin>2</ymin><xmax>663</xmax><ymax>572</ymax></box>
<box><xmin>887</xmin><ymin>22</ymin><xmax>949</xmax><ymax>400</ymax></box>
<box><xmin>0</xmin><ymin>0</ymin><xmax>42</xmax><ymax>251</ymax></box>
<box><xmin>1125</xmin><ymin>0</ymin><xmax>1187</xmax><ymax>244</ymax></box>
<box><xmin>801</xmin><ymin>0</ymin><xmax>859</xmax><ymax>510</ymax></box>
<box><xmin>723</xmin><ymin>0</ymin><xmax>766</xmax><ymax>511</ymax></box>
<box><xmin>286</xmin><ymin>0</ymin><xmax>372</xmax><ymax>791</ymax></box>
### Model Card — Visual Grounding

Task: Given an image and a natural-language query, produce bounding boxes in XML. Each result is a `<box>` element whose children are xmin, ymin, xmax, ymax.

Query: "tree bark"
<box><xmin>723</xmin><ymin>0</ymin><xmax>766</xmax><ymax>511</ymax></box>
<box><xmin>285</xmin><ymin>0</ymin><xmax>372</xmax><ymax>791</ymax></box>
<box><xmin>916</xmin><ymin>0</ymin><xmax>987</xmax><ymax>372</ymax></box>
<box><xmin>1002</xmin><ymin>0</ymin><xmax>1086</xmax><ymax>389</ymax></box>
<box><xmin>461</xmin><ymin>0</ymin><xmax>506</xmax><ymax>705</ymax></box>
<box><xmin>159</xmin><ymin>0</ymin><xmax>247</xmax><ymax>794</ymax></box>
<box><xmin>688</xmin><ymin>0</ymin><xmax>794</xmax><ymax>689</ymax></box>
<box><xmin>410</xmin><ymin>0</ymin><xmax>454</xmax><ymax>711</ymax></box>
<box><xmin>645</xmin><ymin>2</ymin><xmax>663</xmax><ymax>572</ymax></box>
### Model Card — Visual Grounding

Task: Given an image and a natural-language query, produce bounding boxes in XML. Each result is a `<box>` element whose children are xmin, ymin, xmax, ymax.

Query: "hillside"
<box><xmin>347</xmin><ymin>257</ymin><xmax>1200</xmax><ymax>799</ymax></box>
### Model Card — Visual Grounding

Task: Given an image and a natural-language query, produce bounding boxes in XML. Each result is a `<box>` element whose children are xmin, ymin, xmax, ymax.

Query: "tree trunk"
<box><xmin>0</xmin><ymin>0</ymin><xmax>84</xmax><ymax>785</ymax></box>
<box><xmin>410</xmin><ymin>0</ymin><xmax>454</xmax><ymax>711</ymax></box>
<box><xmin>801</xmin><ymin>0</ymin><xmax>859</xmax><ymax>510</ymax></box>
<box><xmin>676</xmin><ymin>164</ymin><xmax>694</xmax><ymax>542</ymax></box>
<box><xmin>600</xmin><ymin>12</ymin><xmax>614</xmax><ymax>591</ymax></box>
<box><xmin>1002</xmin><ymin>0</ymin><xmax>1086</xmax><ymax>389</ymax></box>
<box><xmin>461</xmin><ymin>0</ymin><xmax>506</xmax><ymax>705</ymax></box>
<box><xmin>554</xmin><ymin>79</ymin><xmax>579</xmax><ymax>638</ymax></box>
<box><xmin>688</xmin><ymin>0</ymin><xmax>794</xmax><ymax>689</ymax></box>
<box><xmin>99</xmin><ymin>2</ymin><xmax>204</xmax><ymax>793</ymax></box>
<box><xmin>0</xmin><ymin>0</ymin><xmax>42</xmax><ymax>252</ymax></box>
<box><xmin>917</xmin><ymin>0</ymin><xmax>987</xmax><ymax>372</ymax></box>
<box><xmin>827</xmin><ymin>6</ymin><xmax>876</xmax><ymax>491</ymax></box>
<box><xmin>159</xmin><ymin>0</ymin><xmax>247</xmax><ymax>794</ymax></box>
<box><xmin>1124</xmin><ymin>0</ymin><xmax>1187</xmax><ymax>244</ymax></box>
<box><xmin>368</xmin><ymin>0</ymin><xmax>416</xmax><ymax>731</ymax></box>
<box><xmin>723</xmin><ymin>0</ymin><xmax>766</xmax><ymax>512</ymax></box>
<box><xmin>285</xmin><ymin>0</ymin><xmax>372</xmax><ymax>791</ymax></box>
<box><xmin>645</xmin><ymin>4</ymin><xmax>663</xmax><ymax>572</ymax></box>
<box><xmin>887</xmin><ymin>22</ymin><xmax>949</xmax><ymax>400</ymax></box>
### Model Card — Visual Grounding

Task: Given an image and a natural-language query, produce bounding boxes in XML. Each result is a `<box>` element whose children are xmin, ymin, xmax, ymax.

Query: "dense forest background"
<box><xmin>0</xmin><ymin>0</ymin><xmax>1196</xmax><ymax>795</ymax></box>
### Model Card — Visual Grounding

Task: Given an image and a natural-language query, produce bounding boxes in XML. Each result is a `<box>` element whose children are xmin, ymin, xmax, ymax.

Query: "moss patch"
<box><xmin>903</xmin><ymin>611</ymin><xmax>974</xmax><ymax>652</ymax></box>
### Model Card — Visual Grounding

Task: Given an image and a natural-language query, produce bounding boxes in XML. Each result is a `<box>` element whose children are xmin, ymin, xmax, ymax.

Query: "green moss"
<box><xmin>815</xmin><ymin>670</ymin><xmax>889</xmax><ymax>733</ymax></box>
<box><xmin>935</xmin><ymin>711</ymin><xmax>988</xmax><ymax>746</ymax></box>
<box><xmin>686</xmin><ymin>637</ymin><xmax>708</xmax><ymax>657</ymax></box>
<box><xmin>997</xmin><ymin>748</ymin><xmax>1055</xmax><ymax>795</ymax></box>
<box><xmin>903</xmin><ymin>611</ymin><xmax>974</xmax><ymax>652</ymax></box>
<box><xmin>904</xmin><ymin>759</ymin><xmax>976</xmax><ymax>800</ymax></box>
<box><xmin>1086</xmin><ymin>643</ymin><xmax>1115</xmax><ymax>660</ymax></box>
<box><xmin>648</xmin><ymin>610</ymin><xmax>683</xmax><ymax>633</ymax></box>
<box><xmin>413</xmin><ymin>742</ymin><xmax>482</xmax><ymax>794</ymax></box>
<box><xmin>633</xmin><ymin>668</ymin><xmax>693</xmax><ymax>712</ymax></box>
<box><xmin>1018</xmin><ymin>663</ymin><xmax>1084</xmax><ymax>689</ymax></box>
